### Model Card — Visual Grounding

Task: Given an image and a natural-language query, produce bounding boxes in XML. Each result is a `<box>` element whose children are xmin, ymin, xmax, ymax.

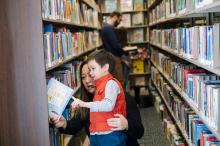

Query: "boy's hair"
<box><xmin>110</xmin><ymin>11</ymin><xmax>122</xmax><ymax>18</ymax></box>
<box><xmin>87</xmin><ymin>49</ymin><xmax>115</xmax><ymax>74</ymax></box>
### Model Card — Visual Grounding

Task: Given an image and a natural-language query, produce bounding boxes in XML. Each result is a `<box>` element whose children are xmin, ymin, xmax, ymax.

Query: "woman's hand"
<box><xmin>50</xmin><ymin>116</ymin><xmax>67</xmax><ymax>129</ymax></box>
<box><xmin>107</xmin><ymin>114</ymin><xmax>128</xmax><ymax>131</ymax></box>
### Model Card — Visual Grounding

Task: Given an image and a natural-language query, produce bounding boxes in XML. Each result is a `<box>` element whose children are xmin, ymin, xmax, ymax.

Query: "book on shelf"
<box><xmin>47</xmin><ymin>78</ymin><xmax>74</xmax><ymax>117</ymax></box>
<box><xmin>118</xmin><ymin>14</ymin><xmax>131</xmax><ymax>27</ymax></box>
<box><xmin>132</xmin><ymin>12</ymin><xmax>144</xmax><ymax>26</ymax></box>
<box><xmin>128</xmin><ymin>28</ymin><xmax>144</xmax><ymax>43</ymax></box>
<box><xmin>133</xmin><ymin>0</ymin><xmax>144</xmax><ymax>11</ymax></box>
<box><xmin>132</xmin><ymin>59</ymin><xmax>145</xmax><ymax>73</ymax></box>
<box><xmin>102</xmin><ymin>0</ymin><xmax>117</xmax><ymax>13</ymax></box>
<box><xmin>120</xmin><ymin>0</ymin><xmax>133</xmax><ymax>12</ymax></box>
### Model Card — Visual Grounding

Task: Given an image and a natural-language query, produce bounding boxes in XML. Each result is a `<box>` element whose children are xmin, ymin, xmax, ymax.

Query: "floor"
<box><xmin>138</xmin><ymin>106</ymin><xmax>170</xmax><ymax>146</ymax></box>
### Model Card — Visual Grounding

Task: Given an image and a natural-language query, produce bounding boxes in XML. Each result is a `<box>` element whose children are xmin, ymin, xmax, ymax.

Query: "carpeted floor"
<box><xmin>138</xmin><ymin>106</ymin><xmax>169</xmax><ymax>146</ymax></box>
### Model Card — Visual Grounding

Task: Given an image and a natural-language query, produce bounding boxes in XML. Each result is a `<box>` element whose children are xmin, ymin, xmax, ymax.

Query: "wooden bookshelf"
<box><xmin>0</xmin><ymin>0</ymin><xmax>50</xmax><ymax>145</ymax></box>
<box><xmin>149</xmin><ymin>1</ymin><xmax>220</xmax><ymax>27</ymax></box>
<box><xmin>151</xmin><ymin>60</ymin><xmax>220</xmax><ymax>141</ymax></box>
<box><xmin>125</xmin><ymin>25</ymin><xmax>148</xmax><ymax>29</ymax></box>
<box><xmin>128</xmin><ymin>41</ymin><xmax>149</xmax><ymax>45</ymax></box>
<box><xmin>151</xmin><ymin>80</ymin><xmax>191</xmax><ymax>146</ymax></box>
<box><xmin>129</xmin><ymin>72</ymin><xmax>150</xmax><ymax>76</ymax></box>
<box><xmin>102</xmin><ymin>9</ymin><xmax>148</xmax><ymax>15</ymax></box>
<box><xmin>46</xmin><ymin>44</ymin><xmax>102</xmax><ymax>72</ymax></box>
<box><xmin>148</xmin><ymin>0</ymin><xmax>162</xmax><ymax>10</ymax></box>
<box><xmin>43</xmin><ymin>18</ymin><xmax>101</xmax><ymax>30</ymax></box>
<box><xmin>150</xmin><ymin>42</ymin><xmax>220</xmax><ymax>76</ymax></box>
<box><xmin>82</xmin><ymin>0</ymin><xmax>101</xmax><ymax>12</ymax></box>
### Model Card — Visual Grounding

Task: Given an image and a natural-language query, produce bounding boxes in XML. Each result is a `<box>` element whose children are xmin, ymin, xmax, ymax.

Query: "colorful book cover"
<box><xmin>47</xmin><ymin>78</ymin><xmax>74</xmax><ymax>117</ymax></box>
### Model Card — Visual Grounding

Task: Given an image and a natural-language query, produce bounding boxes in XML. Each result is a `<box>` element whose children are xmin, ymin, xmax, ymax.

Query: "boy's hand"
<box><xmin>71</xmin><ymin>96</ymin><xmax>84</xmax><ymax>108</ymax></box>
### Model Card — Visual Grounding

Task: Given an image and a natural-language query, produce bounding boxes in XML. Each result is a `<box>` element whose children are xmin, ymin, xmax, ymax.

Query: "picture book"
<box><xmin>47</xmin><ymin>78</ymin><xmax>74</xmax><ymax>117</ymax></box>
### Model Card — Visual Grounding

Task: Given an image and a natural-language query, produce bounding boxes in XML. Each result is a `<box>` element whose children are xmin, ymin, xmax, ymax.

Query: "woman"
<box><xmin>51</xmin><ymin>61</ymin><xmax>144</xmax><ymax>146</ymax></box>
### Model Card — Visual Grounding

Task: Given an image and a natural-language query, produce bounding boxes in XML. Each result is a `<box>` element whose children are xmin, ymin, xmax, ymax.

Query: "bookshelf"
<box><xmin>149</xmin><ymin>0</ymin><xmax>220</xmax><ymax>145</ymax></box>
<box><xmin>0</xmin><ymin>0</ymin><xmax>50</xmax><ymax>145</ymax></box>
<box><xmin>151</xmin><ymin>80</ymin><xmax>191</xmax><ymax>146</ymax></box>
<box><xmin>42</xmin><ymin>0</ymin><xmax>102</xmax><ymax>146</ymax></box>
<box><xmin>100</xmin><ymin>0</ymin><xmax>149</xmax><ymax>45</ymax></box>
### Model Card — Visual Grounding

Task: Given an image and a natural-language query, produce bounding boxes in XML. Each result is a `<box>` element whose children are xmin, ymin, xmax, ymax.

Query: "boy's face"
<box><xmin>88</xmin><ymin>59</ymin><xmax>109</xmax><ymax>80</ymax></box>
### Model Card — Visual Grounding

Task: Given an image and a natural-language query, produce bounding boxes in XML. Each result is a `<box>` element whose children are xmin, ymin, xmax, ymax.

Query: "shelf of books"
<box><xmin>41</xmin><ymin>0</ymin><xmax>102</xmax><ymax>145</ymax></box>
<box><xmin>149</xmin><ymin>0</ymin><xmax>220</xmax><ymax>145</ymax></box>
<box><xmin>150</xmin><ymin>50</ymin><xmax>220</xmax><ymax>145</ymax></box>
<box><xmin>82</xmin><ymin>0</ymin><xmax>101</xmax><ymax>12</ymax></box>
<box><xmin>100</xmin><ymin>0</ymin><xmax>149</xmax><ymax>45</ymax></box>
<box><xmin>148</xmin><ymin>0</ymin><xmax>220</xmax><ymax>27</ymax></box>
<box><xmin>151</xmin><ymin>79</ymin><xmax>191</xmax><ymax>145</ymax></box>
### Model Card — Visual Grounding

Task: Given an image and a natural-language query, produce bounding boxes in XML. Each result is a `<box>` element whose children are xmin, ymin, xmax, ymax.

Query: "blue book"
<box><xmin>47</xmin><ymin>78</ymin><xmax>74</xmax><ymax>117</ymax></box>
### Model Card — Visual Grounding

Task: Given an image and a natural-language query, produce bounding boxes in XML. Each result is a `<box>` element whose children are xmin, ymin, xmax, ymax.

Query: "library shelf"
<box><xmin>101</xmin><ymin>9</ymin><xmax>148</xmax><ymax>15</ymax></box>
<box><xmin>82</xmin><ymin>0</ymin><xmax>101</xmax><ymax>12</ymax></box>
<box><xmin>128</xmin><ymin>41</ymin><xmax>149</xmax><ymax>45</ymax></box>
<box><xmin>42</xmin><ymin>18</ymin><xmax>101</xmax><ymax>30</ymax></box>
<box><xmin>151</xmin><ymin>60</ymin><xmax>220</xmax><ymax>141</ymax></box>
<box><xmin>46</xmin><ymin>44</ymin><xmax>102</xmax><ymax>72</ymax></box>
<box><xmin>148</xmin><ymin>0</ymin><xmax>162</xmax><ymax>10</ymax></box>
<box><xmin>125</xmin><ymin>25</ymin><xmax>148</xmax><ymax>29</ymax></box>
<box><xmin>149</xmin><ymin>42</ymin><xmax>220</xmax><ymax>76</ymax></box>
<box><xmin>151</xmin><ymin>80</ymin><xmax>191</xmax><ymax>146</ymax></box>
<box><xmin>149</xmin><ymin>1</ymin><xmax>220</xmax><ymax>27</ymax></box>
<box><xmin>129</xmin><ymin>72</ymin><xmax>151</xmax><ymax>76</ymax></box>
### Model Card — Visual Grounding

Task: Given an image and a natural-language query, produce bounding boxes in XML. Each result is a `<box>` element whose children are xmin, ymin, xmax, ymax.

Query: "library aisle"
<box><xmin>138</xmin><ymin>106</ymin><xmax>169</xmax><ymax>146</ymax></box>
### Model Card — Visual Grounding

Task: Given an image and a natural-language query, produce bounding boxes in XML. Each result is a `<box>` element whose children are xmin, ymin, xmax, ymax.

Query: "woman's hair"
<box><xmin>72</xmin><ymin>61</ymin><xmax>92</xmax><ymax>119</ymax></box>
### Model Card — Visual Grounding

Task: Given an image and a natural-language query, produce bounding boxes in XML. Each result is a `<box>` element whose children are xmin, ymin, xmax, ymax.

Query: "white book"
<box><xmin>132</xmin><ymin>12</ymin><xmax>144</xmax><ymax>26</ymax></box>
<box><xmin>120</xmin><ymin>0</ymin><xmax>133</xmax><ymax>12</ymax></box>
<box><xmin>47</xmin><ymin>78</ymin><xmax>74</xmax><ymax>117</ymax></box>
<box><xmin>213</xmin><ymin>24</ymin><xmax>220</xmax><ymax>67</ymax></box>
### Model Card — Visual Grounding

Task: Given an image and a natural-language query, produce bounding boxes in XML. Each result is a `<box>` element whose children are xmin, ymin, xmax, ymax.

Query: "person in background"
<box><xmin>51</xmin><ymin>59</ymin><xmax>144</xmax><ymax>146</ymax></box>
<box><xmin>116</xmin><ymin>27</ymin><xmax>131</xmax><ymax>89</ymax></box>
<box><xmin>101</xmin><ymin>11</ymin><xmax>128</xmax><ymax>85</ymax></box>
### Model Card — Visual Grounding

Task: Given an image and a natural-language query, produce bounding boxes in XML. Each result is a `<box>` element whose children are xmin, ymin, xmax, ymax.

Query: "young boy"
<box><xmin>71</xmin><ymin>49</ymin><xmax>127</xmax><ymax>146</ymax></box>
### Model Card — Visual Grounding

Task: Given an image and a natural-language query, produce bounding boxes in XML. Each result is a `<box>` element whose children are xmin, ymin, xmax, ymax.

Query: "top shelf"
<box><xmin>149</xmin><ymin>1</ymin><xmax>220</xmax><ymax>27</ymax></box>
<box><xmin>102</xmin><ymin>9</ymin><xmax>148</xmax><ymax>15</ymax></box>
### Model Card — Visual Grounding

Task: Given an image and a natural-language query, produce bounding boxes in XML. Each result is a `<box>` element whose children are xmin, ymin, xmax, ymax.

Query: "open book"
<box><xmin>47</xmin><ymin>78</ymin><xmax>74</xmax><ymax>117</ymax></box>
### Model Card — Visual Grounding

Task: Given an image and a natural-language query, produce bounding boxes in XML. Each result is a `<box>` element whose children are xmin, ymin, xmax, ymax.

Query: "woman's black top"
<box><xmin>60</xmin><ymin>93</ymin><xmax>144</xmax><ymax>146</ymax></box>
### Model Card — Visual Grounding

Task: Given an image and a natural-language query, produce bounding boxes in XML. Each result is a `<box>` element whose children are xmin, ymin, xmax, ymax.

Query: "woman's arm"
<box><xmin>107</xmin><ymin>93</ymin><xmax>144</xmax><ymax>139</ymax></box>
<box><xmin>51</xmin><ymin>113</ymin><xmax>87</xmax><ymax>135</ymax></box>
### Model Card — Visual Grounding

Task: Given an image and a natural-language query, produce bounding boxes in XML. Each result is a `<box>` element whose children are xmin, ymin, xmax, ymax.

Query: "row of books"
<box><xmin>42</xmin><ymin>0</ymin><xmax>100</xmax><ymax>28</ymax></box>
<box><xmin>151</xmin><ymin>49</ymin><xmax>220</xmax><ymax>131</ymax></box>
<box><xmin>46</xmin><ymin>61</ymin><xmax>81</xmax><ymax>89</ymax></box>
<box><xmin>43</xmin><ymin>24</ymin><xmax>101</xmax><ymax>68</ymax></box>
<box><xmin>127</xmin><ymin>28</ymin><xmax>148</xmax><ymax>43</ymax></box>
<box><xmin>49</xmin><ymin>108</ymin><xmax>72</xmax><ymax>146</ymax></box>
<box><xmin>151</xmin><ymin>66</ymin><xmax>220</xmax><ymax>146</ymax></box>
<box><xmin>47</xmin><ymin>61</ymin><xmax>81</xmax><ymax>146</ymax></box>
<box><xmin>101</xmin><ymin>0</ymin><xmax>145</xmax><ymax>13</ymax></box>
<box><xmin>150</xmin><ymin>23</ymin><xmax>220</xmax><ymax>67</ymax></box>
<box><xmin>118</xmin><ymin>13</ymin><xmax>146</xmax><ymax>27</ymax></box>
<box><xmin>149</xmin><ymin>0</ymin><xmax>218</xmax><ymax>25</ymax></box>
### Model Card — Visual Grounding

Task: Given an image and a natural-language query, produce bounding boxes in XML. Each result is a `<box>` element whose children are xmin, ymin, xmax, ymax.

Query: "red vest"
<box><xmin>90</xmin><ymin>74</ymin><xmax>126</xmax><ymax>133</ymax></box>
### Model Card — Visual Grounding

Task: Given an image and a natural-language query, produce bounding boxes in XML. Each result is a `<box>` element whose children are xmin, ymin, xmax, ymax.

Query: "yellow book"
<box><xmin>132</xmin><ymin>59</ymin><xmax>145</xmax><ymax>73</ymax></box>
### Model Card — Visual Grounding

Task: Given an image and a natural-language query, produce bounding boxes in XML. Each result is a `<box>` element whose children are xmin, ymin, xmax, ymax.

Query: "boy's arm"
<box><xmin>86</xmin><ymin>80</ymin><xmax>120</xmax><ymax>112</ymax></box>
